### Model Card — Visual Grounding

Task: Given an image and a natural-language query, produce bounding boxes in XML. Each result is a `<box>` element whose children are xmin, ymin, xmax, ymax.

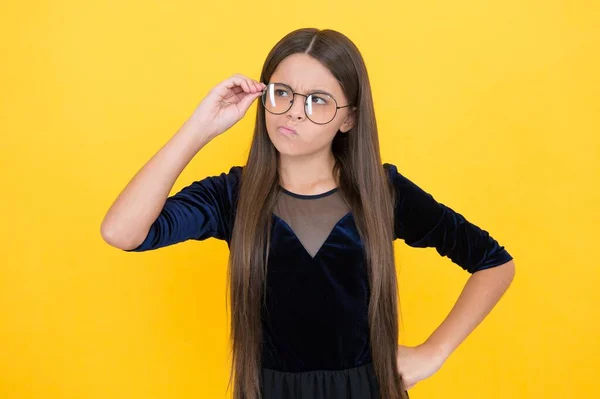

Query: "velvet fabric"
<box><xmin>125</xmin><ymin>163</ymin><xmax>512</xmax><ymax>390</ymax></box>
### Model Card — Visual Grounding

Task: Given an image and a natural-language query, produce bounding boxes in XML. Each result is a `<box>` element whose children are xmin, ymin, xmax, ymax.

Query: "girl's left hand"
<box><xmin>396</xmin><ymin>343</ymin><xmax>448</xmax><ymax>390</ymax></box>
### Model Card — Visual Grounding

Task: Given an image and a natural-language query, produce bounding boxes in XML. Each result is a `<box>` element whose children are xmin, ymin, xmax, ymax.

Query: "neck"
<box><xmin>278</xmin><ymin>150</ymin><xmax>338</xmax><ymax>194</ymax></box>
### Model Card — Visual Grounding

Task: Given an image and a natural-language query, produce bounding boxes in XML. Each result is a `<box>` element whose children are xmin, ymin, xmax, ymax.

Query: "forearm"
<box><xmin>101</xmin><ymin>118</ymin><xmax>213</xmax><ymax>249</ymax></box>
<box><xmin>423</xmin><ymin>259</ymin><xmax>516</xmax><ymax>359</ymax></box>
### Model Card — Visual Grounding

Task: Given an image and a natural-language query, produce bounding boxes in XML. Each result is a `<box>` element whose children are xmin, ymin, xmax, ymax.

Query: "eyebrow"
<box><xmin>271</xmin><ymin>81</ymin><xmax>335</xmax><ymax>98</ymax></box>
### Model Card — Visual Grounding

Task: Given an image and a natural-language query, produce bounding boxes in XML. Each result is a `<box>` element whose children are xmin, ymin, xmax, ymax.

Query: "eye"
<box><xmin>311</xmin><ymin>95</ymin><xmax>328</xmax><ymax>105</ymax></box>
<box><xmin>275</xmin><ymin>89</ymin><xmax>289</xmax><ymax>97</ymax></box>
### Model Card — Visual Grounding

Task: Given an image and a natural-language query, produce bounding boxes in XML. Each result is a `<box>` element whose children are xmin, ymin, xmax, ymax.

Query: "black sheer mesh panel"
<box><xmin>273</xmin><ymin>186</ymin><xmax>351</xmax><ymax>258</ymax></box>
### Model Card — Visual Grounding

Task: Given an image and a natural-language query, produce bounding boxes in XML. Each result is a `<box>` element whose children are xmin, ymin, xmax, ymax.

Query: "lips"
<box><xmin>279</xmin><ymin>125</ymin><xmax>297</xmax><ymax>134</ymax></box>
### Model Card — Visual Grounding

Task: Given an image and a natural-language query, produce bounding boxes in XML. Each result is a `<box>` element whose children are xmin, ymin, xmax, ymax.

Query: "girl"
<box><xmin>101</xmin><ymin>28</ymin><xmax>514</xmax><ymax>399</ymax></box>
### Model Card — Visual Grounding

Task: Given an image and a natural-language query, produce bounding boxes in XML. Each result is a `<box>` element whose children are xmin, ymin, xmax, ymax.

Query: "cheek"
<box><xmin>265</xmin><ymin>113</ymin><xmax>278</xmax><ymax>132</ymax></box>
<box><xmin>264</xmin><ymin>114</ymin><xmax>338</xmax><ymax>154</ymax></box>
<box><xmin>265</xmin><ymin>114</ymin><xmax>282</xmax><ymax>141</ymax></box>
<box><xmin>265</xmin><ymin>114</ymin><xmax>337</xmax><ymax>138</ymax></box>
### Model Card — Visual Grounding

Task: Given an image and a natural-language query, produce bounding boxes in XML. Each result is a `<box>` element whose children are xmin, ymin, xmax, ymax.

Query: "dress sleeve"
<box><xmin>124</xmin><ymin>165</ymin><xmax>243</xmax><ymax>252</ymax></box>
<box><xmin>384</xmin><ymin>163</ymin><xmax>513</xmax><ymax>273</ymax></box>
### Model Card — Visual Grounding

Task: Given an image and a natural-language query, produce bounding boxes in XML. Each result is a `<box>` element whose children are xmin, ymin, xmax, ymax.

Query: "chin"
<box><xmin>272</xmin><ymin>139</ymin><xmax>311</xmax><ymax>159</ymax></box>
<box><xmin>270</xmin><ymin>139</ymin><xmax>301</xmax><ymax>156</ymax></box>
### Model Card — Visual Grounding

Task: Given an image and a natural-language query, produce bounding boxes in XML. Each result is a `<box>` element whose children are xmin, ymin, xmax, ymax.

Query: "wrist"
<box><xmin>178</xmin><ymin>119</ymin><xmax>214</xmax><ymax>148</ymax></box>
<box><xmin>185</xmin><ymin>113</ymin><xmax>218</xmax><ymax>138</ymax></box>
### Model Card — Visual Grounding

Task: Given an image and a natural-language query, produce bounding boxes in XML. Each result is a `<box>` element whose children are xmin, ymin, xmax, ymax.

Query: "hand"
<box><xmin>396</xmin><ymin>342</ymin><xmax>448</xmax><ymax>390</ymax></box>
<box><xmin>188</xmin><ymin>73</ymin><xmax>266</xmax><ymax>138</ymax></box>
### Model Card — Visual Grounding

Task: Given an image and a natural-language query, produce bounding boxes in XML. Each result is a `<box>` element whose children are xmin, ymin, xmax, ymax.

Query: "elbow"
<box><xmin>506</xmin><ymin>259</ymin><xmax>516</xmax><ymax>282</ymax></box>
<box><xmin>100</xmin><ymin>221</ymin><xmax>124</xmax><ymax>249</ymax></box>
<box><xmin>497</xmin><ymin>258</ymin><xmax>516</xmax><ymax>288</ymax></box>
<box><xmin>100</xmin><ymin>220</ymin><xmax>142</xmax><ymax>251</ymax></box>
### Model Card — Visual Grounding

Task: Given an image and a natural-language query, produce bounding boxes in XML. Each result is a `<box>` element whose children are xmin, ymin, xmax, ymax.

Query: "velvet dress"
<box><xmin>125</xmin><ymin>163</ymin><xmax>513</xmax><ymax>398</ymax></box>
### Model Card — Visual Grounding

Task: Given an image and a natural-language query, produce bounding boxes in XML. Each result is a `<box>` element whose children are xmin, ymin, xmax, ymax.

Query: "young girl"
<box><xmin>101</xmin><ymin>28</ymin><xmax>514</xmax><ymax>399</ymax></box>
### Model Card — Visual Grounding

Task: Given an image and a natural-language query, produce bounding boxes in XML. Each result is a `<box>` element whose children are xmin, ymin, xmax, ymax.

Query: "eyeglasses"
<box><xmin>260</xmin><ymin>82</ymin><xmax>354</xmax><ymax>125</ymax></box>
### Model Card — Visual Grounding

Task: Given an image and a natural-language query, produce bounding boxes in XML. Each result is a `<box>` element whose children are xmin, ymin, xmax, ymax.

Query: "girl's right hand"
<box><xmin>188</xmin><ymin>73</ymin><xmax>266</xmax><ymax>138</ymax></box>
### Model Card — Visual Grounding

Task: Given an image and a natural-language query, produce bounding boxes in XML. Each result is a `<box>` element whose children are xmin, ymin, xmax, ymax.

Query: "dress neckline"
<box><xmin>278</xmin><ymin>185</ymin><xmax>339</xmax><ymax>200</ymax></box>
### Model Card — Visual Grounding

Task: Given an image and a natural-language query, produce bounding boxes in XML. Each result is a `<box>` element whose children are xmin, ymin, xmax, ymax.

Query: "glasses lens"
<box><xmin>305</xmin><ymin>93</ymin><xmax>337</xmax><ymax>124</ymax></box>
<box><xmin>262</xmin><ymin>84</ymin><xmax>337</xmax><ymax>124</ymax></box>
<box><xmin>262</xmin><ymin>83</ymin><xmax>293</xmax><ymax>114</ymax></box>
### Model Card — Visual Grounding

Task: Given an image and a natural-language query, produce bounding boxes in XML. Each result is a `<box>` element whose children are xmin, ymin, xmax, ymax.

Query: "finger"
<box><xmin>250</xmin><ymin>79</ymin><xmax>261</xmax><ymax>92</ymax></box>
<box><xmin>232</xmin><ymin>77</ymin><xmax>247</xmax><ymax>93</ymax></box>
<box><xmin>214</xmin><ymin>75</ymin><xmax>260</xmax><ymax>98</ymax></box>
<box><xmin>238</xmin><ymin>90</ymin><xmax>263</xmax><ymax>110</ymax></box>
<box><xmin>245</xmin><ymin>78</ymin><xmax>256</xmax><ymax>92</ymax></box>
<box><xmin>226</xmin><ymin>75</ymin><xmax>249</xmax><ymax>92</ymax></box>
<box><xmin>213</xmin><ymin>76</ymin><xmax>242</xmax><ymax>98</ymax></box>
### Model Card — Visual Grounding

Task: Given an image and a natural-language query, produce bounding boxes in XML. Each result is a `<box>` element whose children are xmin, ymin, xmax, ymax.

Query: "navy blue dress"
<box><xmin>125</xmin><ymin>163</ymin><xmax>513</xmax><ymax>398</ymax></box>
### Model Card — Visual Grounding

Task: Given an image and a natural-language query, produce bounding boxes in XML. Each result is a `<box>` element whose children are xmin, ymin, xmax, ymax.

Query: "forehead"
<box><xmin>269</xmin><ymin>53</ymin><xmax>343</xmax><ymax>95</ymax></box>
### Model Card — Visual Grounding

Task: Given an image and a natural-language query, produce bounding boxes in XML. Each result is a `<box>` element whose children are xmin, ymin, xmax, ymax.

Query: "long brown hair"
<box><xmin>226</xmin><ymin>28</ymin><xmax>407</xmax><ymax>399</ymax></box>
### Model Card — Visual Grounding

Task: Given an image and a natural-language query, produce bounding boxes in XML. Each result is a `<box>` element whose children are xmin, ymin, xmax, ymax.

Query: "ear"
<box><xmin>339</xmin><ymin>107</ymin><xmax>357</xmax><ymax>133</ymax></box>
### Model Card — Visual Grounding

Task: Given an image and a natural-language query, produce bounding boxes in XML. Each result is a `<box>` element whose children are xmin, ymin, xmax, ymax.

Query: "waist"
<box><xmin>261</xmin><ymin>322</ymin><xmax>372</xmax><ymax>371</ymax></box>
<box><xmin>261</xmin><ymin>361</ymin><xmax>380</xmax><ymax>398</ymax></box>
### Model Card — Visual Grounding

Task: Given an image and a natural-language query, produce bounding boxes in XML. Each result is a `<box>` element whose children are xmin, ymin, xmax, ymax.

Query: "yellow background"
<box><xmin>1</xmin><ymin>1</ymin><xmax>598</xmax><ymax>398</ymax></box>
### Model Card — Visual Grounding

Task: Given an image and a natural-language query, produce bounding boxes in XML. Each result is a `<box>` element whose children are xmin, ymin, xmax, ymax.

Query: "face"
<box><xmin>263</xmin><ymin>53</ymin><xmax>356</xmax><ymax>156</ymax></box>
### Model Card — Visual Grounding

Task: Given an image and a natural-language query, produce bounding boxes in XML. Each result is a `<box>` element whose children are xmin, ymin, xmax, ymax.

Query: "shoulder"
<box><xmin>382</xmin><ymin>162</ymin><xmax>408</xmax><ymax>187</ymax></box>
<box><xmin>177</xmin><ymin>165</ymin><xmax>244</xmax><ymax>208</ymax></box>
<box><xmin>382</xmin><ymin>161</ymin><xmax>444</xmax><ymax>220</ymax></box>
<box><xmin>382</xmin><ymin>162</ymin><xmax>397</xmax><ymax>176</ymax></box>
<box><xmin>220</xmin><ymin>165</ymin><xmax>243</xmax><ymax>181</ymax></box>
<box><xmin>382</xmin><ymin>162</ymin><xmax>404</xmax><ymax>177</ymax></box>
<box><xmin>202</xmin><ymin>165</ymin><xmax>243</xmax><ymax>188</ymax></box>
<box><xmin>382</xmin><ymin>162</ymin><xmax>428</xmax><ymax>192</ymax></box>
<box><xmin>207</xmin><ymin>165</ymin><xmax>244</xmax><ymax>204</ymax></box>
<box><xmin>228</xmin><ymin>165</ymin><xmax>244</xmax><ymax>176</ymax></box>
<box><xmin>223</xmin><ymin>165</ymin><xmax>243</xmax><ymax>186</ymax></box>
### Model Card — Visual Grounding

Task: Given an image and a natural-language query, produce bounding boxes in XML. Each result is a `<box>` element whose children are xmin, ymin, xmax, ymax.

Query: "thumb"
<box><xmin>237</xmin><ymin>91</ymin><xmax>263</xmax><ymax>114</ymax></box>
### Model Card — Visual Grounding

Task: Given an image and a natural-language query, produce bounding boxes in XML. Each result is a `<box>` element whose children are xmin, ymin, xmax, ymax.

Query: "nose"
<box><xmin>287</xmin><ymin>94</ymin><xmax>306</xmax><ymax>121</ymax></box>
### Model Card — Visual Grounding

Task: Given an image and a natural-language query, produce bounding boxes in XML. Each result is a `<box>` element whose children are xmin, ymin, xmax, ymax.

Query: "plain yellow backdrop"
<box><xmin>1</xmin><ymin>0</ymin><xmax>598</xmax><ymax>398</ymax></box>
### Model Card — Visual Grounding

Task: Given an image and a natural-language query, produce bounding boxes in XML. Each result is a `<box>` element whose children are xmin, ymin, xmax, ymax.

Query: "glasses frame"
<box><xmin>260</xmin><ymin>82</ymin><xmax>354</xmax><ymax>125</ymax></box>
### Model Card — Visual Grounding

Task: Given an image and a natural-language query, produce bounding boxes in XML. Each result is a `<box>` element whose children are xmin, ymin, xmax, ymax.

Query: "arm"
<box><xmin>396</xmin><ymin>260</ymin><xmax>515</xmax><ymax>390</ymax></box>
<box><xmin>101</xmin><ymin>72</ymin><xmax>266</xmax><ymax>250</ymax></box>
<box><xmin>101</xmin><ymin>118</ymin><xmax>213</xmax><ymax>250</ymax></box>
<box><xmin>386</xmin><ymin>163</ymin><xmax>516</xmax><ymax>389</ymax></box>
<box><xmin>423</xmin><ymin>259</ymin><xmax>516</xmax><ymax>360</ymax></box>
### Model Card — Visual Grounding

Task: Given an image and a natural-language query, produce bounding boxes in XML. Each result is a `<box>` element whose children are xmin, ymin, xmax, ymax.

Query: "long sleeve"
<box><xmin>124</xmin><ymin>165</ymin><xmax>243</xmax><ymax>252</ymax></box>
<box><xmin>384</xmin><ymin>163</ymin><xmax>513</xmax><ymax>273</ymax></box>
